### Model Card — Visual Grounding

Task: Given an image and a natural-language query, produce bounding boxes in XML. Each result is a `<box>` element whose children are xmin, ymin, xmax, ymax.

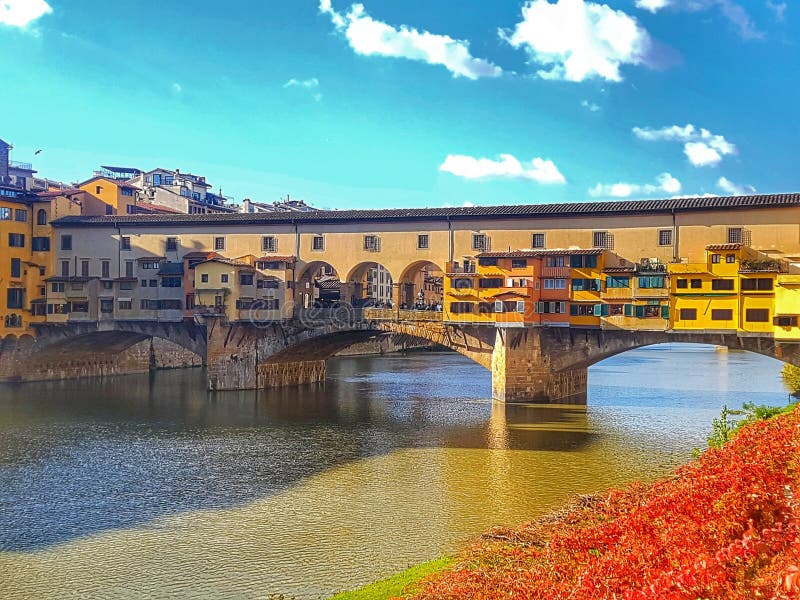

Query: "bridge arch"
<box><xmin>396</xmin><ymin>260</ymin><xmax>445</xmax><ymax>310</ymax></box>
<box><xmin>344</xmin><ymin>261</ymin><xmax>395</xmax><ymax>308</ymax></box>
<box><xmin>296</xmin><ymin>261</ymin><xmax>342</xmax><ymax>309</ymax></box>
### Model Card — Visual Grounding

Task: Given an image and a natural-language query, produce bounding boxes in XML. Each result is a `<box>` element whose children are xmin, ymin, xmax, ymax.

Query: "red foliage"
<box><xmin>404</xmin><ymin>407</ymin><xmax>800</xmax><ymax>600</ymax></box>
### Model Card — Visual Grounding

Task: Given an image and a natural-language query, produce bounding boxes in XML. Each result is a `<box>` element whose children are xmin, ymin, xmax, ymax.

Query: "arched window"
<box><xmin>37</xmin><ymin>209</ymin><xmax>47</xmax><ymax>225</ymax></box>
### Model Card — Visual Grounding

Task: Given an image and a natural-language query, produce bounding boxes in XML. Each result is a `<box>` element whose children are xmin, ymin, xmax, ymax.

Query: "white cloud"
<box><xmin>767</xmin><ymin>1</ymin><xmax>787</xmax><ymax>22</ymax></box>
<box><xmin>717</xmin><ymin>176</ymin><xmax>755</xmax><ymax>196</ymax></box>
<box><xmin>171</xmin><ymin>82</ymin><xmax>183</xmax><ymax>95</ymax></box>
<box><xmin>319</xmin><ymin>1</ymin><xmax>501</xmax><ymax>80</ymax></box>
<box><xmin>632</xmin><ymin>123</ymin><xmax>736</xmax><ymax>167</ymax></box>
<box><xmin>0</xmin><ymin>0</ymin><xmax>52</xmax><ymax>28</ymax></box>
<box><xmin>500</xmin><ymin>0</ymin><xmax>652</xmax><ymax>83</ymax></box>
<box><xmin>284</xmin><ymin>77</ymin><xmax>322</xmax><ymax>101</ymax></box>
<box><xmin>581</xmin><ymin>100</ymin><xmax>600</xmax><ymax>112</ymax></box>
<box><xmin>439</xmin><ymin>153</ymin><xmax>566</xmax><ymax>184</ymax></box>
<box><xmin>589</xmin><ymin>172</ymin><xmax>681</xmax><ymax>198</ymax></box>
<box><xmin>632</xmin><ymin>1</ymin><xmax>761</xmax><ymax>40</ymax></box>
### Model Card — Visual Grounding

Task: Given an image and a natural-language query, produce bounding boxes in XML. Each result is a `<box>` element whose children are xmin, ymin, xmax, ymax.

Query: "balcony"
<box><xmin>637</xmin><ymin>263</ymin><xmax>667</xmax><ymax>274</ymax></box>
<box><xmin>739</xmin><ymin>259</ymin><xmax>784</xmax><ymax>274</ymax></box>
<box><xmin>10</xmin><ymin>160</ymin><xmax>33</xmax><ymax>171</ymax></box>
<box><xmin>195</xmin><ymin>305</ymin><xmax>226</xmax><ymax>316</ymax></box>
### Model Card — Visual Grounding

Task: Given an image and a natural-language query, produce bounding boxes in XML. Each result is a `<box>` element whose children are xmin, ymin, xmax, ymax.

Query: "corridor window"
<box><xmin>363</xmin><ymin>235</ymin><xmax>379</xmax><ymax>251</ymax></box>
<box><xmin>712</xmin><ymin>309</ymin><xmax>734</xmax><ymax>321</ymax></box>
<box><xmin>214</xmin><ymin>237</ymin><xmax>225</xmax><ymax>251</ymax></box>
<box><xmin>417</xmin><ymin>234</ymin><xmax>429</xmax><ymax>250</ymax></box>
<box><xmin>658</xmin><ymin>229</ymin><xmax>672</xmax><ymax>246</ymax></box>
<box><xmin>262</xmin><ymin>236</ymin><xmax>277</xmax><ymax>252</ymax></box>
<box><xmin>531</xmin><ymin>233</ymin><xmax>545</xmax><ymax>248</ymax></box>
<box><xmin>166</xmin><ymin>237</ymin><xmax>178</xmax><ymax>251</ymax></box>
<box><xmin>679</xmin><ymin>308</ymin><xmax>697</xmax><ymax>321</ymax></box>
<box><xmin>472</xmin><ymin>234</ymin><xmax>488</xmax><ymax>251</ymax></box>
<box><xmin>728</xmin><ymin>227</ymin><xmax>743</xmax><ymax>244</ymax></box>
<box><xmin>312</xmin><ymin>235</ymin><xmax>325</xmax><ymax>251</ymax></box>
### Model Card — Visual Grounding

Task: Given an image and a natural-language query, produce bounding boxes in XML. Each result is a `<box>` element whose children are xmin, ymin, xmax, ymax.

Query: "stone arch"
<box><xmin>295</xmin><ymin>260</ymin><xmax>342</xmax><ymax>308</ymax></box>
<box><xmin>396</xmin><ymin>259</ymin><xmax>446</xmax><ymax>310</ymax></box>
<box><xmin>344</xmin><ymin>261</ymin><xmax>395</xmax><ymax>308</ymax></box>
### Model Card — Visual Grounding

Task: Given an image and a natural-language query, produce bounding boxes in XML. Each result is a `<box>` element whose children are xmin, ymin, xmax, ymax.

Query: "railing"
<box><xmin>363</xmin><ymin>308</ymin><xmax>443</xmax><ymax>322</ymax></box>
<box><xmin>10</xmin><ymin>161</ymin><xmax>32</xmax><ymax>171</ymax></box>
<box><xmin>195</xmin><ymin>305</ymin><xmax>226</xmax><ymax>316</ymax></box>
<box><xmin>637</xmin><ymin>263</ymin><xmax>667</xmax><ymax>274</ymax></box>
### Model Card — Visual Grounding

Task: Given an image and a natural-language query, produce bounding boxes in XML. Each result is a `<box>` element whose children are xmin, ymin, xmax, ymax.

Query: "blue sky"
<box><xmin>0</xmin><ymin>0</ymin><xmax>797</xmax><ymax>209</ymax></box>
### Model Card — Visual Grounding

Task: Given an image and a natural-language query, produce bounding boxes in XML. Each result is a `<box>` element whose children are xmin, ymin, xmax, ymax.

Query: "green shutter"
<box><xmin>601</xmin><ymin>303</ymin><xmax>610</xmax><ymax>317</ymax></box>
<box><xmin>595</xmin><ymin>278</ymin><xmax>602</xmax><ymax>291</ymax></box>
<box><xmin>639</xmin><ymin>276</ymin><xmax>649</xmax><ymax>288</ymax></box>
<box><xmin>593</xmin><ymin>304</ymin><xmax>602</xmax><ymax>316</ymax></box>
<box><xmin>635</xmin><ymin>305</ymin><xmax>645</xmax><ymax>319</ymax></box>
<box><xmin>570</xmin><ymin>304</ymin><xmax>579</xmax><ymax>316</ymax></box>
<box><xmin>661</xmin><ymin>305</ymin><xmax>670</xmax><ymax>319</ymax></box>
<box><xmin>652</xmin><ymin>276</ymin><xmax>665</xmax><ymax>288</ymax></box>
<box><xmin>624</xmin><ymin>303</ymin><xmax>632</xmax><ymax>317</ymax></box>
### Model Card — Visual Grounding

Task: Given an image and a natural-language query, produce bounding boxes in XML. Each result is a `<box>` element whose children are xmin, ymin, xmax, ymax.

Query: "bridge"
<box><xmin>3</xmin><ymin>308</ymin><xmax>796</xmax><ymax>404</ymax></box>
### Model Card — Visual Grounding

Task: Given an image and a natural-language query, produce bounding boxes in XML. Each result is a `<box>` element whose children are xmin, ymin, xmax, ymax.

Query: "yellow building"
<box><xmin>775</xmin><ymin>275</ymin><xmax>800</xmax><ymax>341</ymax></box>
<box><xmin>79</xmin><ymin>176</ymin><xmax>138</xmax><ymax>214</ymax></box>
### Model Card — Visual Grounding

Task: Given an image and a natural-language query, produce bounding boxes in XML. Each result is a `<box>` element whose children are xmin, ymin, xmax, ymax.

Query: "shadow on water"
<box><xmin>0</xmin><ymin>353</ymin><xmax>597</xmax><ymax>552</ymax></box>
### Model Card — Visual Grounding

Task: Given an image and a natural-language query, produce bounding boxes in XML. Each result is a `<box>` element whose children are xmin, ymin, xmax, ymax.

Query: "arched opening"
<box><xmin>345</xmin><ymin>262</ymin><xmax>394</xmax><ymax>308</ymax></box>
<box><xmin>36</xmin><ymin>209</ymin><xmax>47</xmax><ymax>225</ymax></box>
<box><xmin>397</xmin><ymin>260</ymin><xmax>445</xmax><ymax>311</ymax></box>
<box><xmin>296</xmin><ymin>261</ymin><xmax>342</xmax><ymax>309</ymax></box>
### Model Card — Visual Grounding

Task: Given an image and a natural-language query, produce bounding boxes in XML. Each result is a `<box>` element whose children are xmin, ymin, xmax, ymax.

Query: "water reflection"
<box><xmin>0</xmin><ymin>345</ymin><xmax>791</xmax><ymax>599</ymax></box>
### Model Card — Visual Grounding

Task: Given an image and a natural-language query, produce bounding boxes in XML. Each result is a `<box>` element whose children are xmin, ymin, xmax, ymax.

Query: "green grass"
<box><xmin>328</xmin><ymin>556</ymin><xmax>453</xmax><ymax>600</ymax></box>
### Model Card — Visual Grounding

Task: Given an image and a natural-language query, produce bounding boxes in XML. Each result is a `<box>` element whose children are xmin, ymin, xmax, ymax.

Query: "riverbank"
<box><xmin>393</xmin><ymin>405</ymin><xmax>800</xmax><ymax>599</ymax></box>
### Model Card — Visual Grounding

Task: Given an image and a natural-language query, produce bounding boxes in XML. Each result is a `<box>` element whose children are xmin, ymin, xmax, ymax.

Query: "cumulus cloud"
<box><xmin>633</xmin><ymin>0</ymin><xmax>761</xmax><ymax>40</ymax></box>
<box><xmin>717</xmin><ymin>176</ymin><xmax>756</xmax><ymax>196</ymax></box>
<box><xmin>581</xmin><ymin>100</ymin><xmax>600</xmax><ymax>112</ymax></box>
<box><xmin>500</xmin><ymin>0</ymin><xmax>653</xmax><ymax>82</ymax></box>
<box><xmin>589</xmin><ymin>172</ymin><xmax>681</xmax><ymax>198</ymax></box>
<box><xmin>439</xmin><ymin>154</ymin><xmax>566</xmax><ymax>184</ymax></box>
<box><xmin>0</xmin><ymin>0</ymin><xmax>52</xmax><ymax>28</ymax></box>
<box><xmin>284</xmin><ymin>77</ymin><xmax>322</xmax><ymax>101</ymax></box>
<box><xmin>319</xmin><ymin>1</ymin><xmax>501</xmax><ymax>80</ymax></box>
<box><xmin>632</xmin><ymin>124</ymin><xmax>736</xmax><ymax>167</ymax></box>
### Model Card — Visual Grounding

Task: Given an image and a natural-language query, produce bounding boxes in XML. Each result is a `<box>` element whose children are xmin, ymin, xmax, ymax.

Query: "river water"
<box><xmin>0</xmin><ymin>344</ymin><xmax>791</xmax><ymax>599</ymax></box>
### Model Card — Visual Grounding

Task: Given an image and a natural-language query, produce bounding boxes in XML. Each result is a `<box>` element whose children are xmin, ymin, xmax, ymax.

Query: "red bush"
<box><xmin>404</xmin><ymin>407</ymin><xmax>800</xmax><ymax>600</ymax></box>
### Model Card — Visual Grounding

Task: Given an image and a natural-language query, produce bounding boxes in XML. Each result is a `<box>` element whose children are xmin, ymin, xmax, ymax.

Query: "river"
<box><xmin>0</xmin><ymin>344</ymin><xmax>791</xmax><ymax>599</ymax></box>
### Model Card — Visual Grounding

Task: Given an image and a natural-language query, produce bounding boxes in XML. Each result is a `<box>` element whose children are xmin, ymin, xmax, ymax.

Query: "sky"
<box><xmin>0</xmin><ymin>0</ymin><xmax>797</xmax><ymax>210</ymax></box>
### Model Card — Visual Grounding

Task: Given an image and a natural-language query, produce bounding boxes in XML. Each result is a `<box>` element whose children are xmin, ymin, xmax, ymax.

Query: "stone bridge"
<box><xmin>3</xmin><ymin>310</ymin><xmax>799</xmax><ymax>403</ymax></box>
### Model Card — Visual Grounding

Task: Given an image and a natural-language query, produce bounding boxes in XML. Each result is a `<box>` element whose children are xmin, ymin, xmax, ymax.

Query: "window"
<box><xmin>728</xmin><ymin>227</ymin><xmax>743</xmax><ymax>244</ymax></box>
<box><xmin>545</xmin><ymin>256</ymin><xmax>565</xmax><ymax>268</ymax></box>
<box><xmin>606</xmin><ymin>276</ymin><xmax>630</xmax><ymax>288</ymax></box>
<box><xmin>711</xmin><ymin>254</ymin><xmax>721</xmax><ymax>264</ymax></box>
<box><xmin>451</xmin><ymin>277</ymin><xmax>474</xmax><ymax>290</ymax></box>
<box><xmin>472</xmin><ymin>234</ymin><xmax>488</xmax><ymax>251</ymax></box>
<box><xmin>680</xmin><ymin>308</ymin><xmax>697</xmax><ymax>321</ymax></box>
<box><xmin>741</xmin><ymin>278</ymin><xmax>774</xmax><ymax>291</ymax></box>
<box><xmin>101</xmin><ymin>260</ymin><xmax>110</xmax><ymax>279</ymax></box>
<box><xmin>119</xmin><ymin>281</ymin><xmax>134</xmax><ymax>290</ymax></box>
<box><xmin>240</xmin><ymin>273</ymin><xmax>254</xmax><ymax>286</ymax></box>
<box><xmin>102</xmin><ymin>281</ymin><xmax>113</xmax><ymax>290</ymax></box>
<box><xmin>149</xmin><ymin>279</ymin><xmax>158</xmax><ymax>287</ymax></box>
<box><xmin>10</xmin><ymin>258</ymin><xmax>21</xmax><ymax>278</ymax></box>
<box><xmin>690</xmin><ymin>279</ymin><xmax>702</xmax><ymax>289</ymax></box>
<box><xmin>0</xmin><ymin>207</ymin><xmax>10</xmax><ymax>220</ymax></box>
<box><xmin>257</xmin><ymin>278</ymin><xmax>281</xmax><ymax>289</ymax></box>
<box><xmin>570</xmin><ymin>255</ymin><xmax>598</xmax><ymax>269</ymax></box>
<box><xmin>161</xmin><ymin>277</ymin><xmax>181</xmax><ymax>288</ymax></box>
<box><xmin>639</xmin><ymin>276</ymin><xmax>665</xmax><ymax>289</ymax></box>
<box><xmin>775</xmin><ymin>316</ymin><xmax>798</xmax><ymax>327</ymax></box>
<box><xmin>221</xmin><ymin>274</ymin><xmax>229</xmax><ymax>283</ymax></box>
<box><xmin>726</xmin><ymin>254</ymin><xmax>736</xmax><ymax>264</ymax></box>
<box><xmin>152</xmin><ymin>174</ymin><xmax>162</xmax><ymax>185</ymax></box>
<box><xmin>118</xmin><ymin>300</ymin><xmax>132</xmax><ymax>310</ymax></box>
<box><xmin>572</xmin><ymin>278</ymin><xmax>601</xmax><ymax>291</ymax></box>
<box><xmin>200</xmin><ymin>274</ymin><xmax>209</xmax><ymax>283</ymax></box>
<box><xmin>312</xmin><ymin>235</ymin><xmax>325</xmax><ymax>251</ymax></box>
<box><xmin>511</xmin><ymin>259</ymin><xmax>528</xmax><ymax>269</ymax></box>
<box><xmin>8</xmin><ymin>233</ymin><xmax>24</xmax><ymax>247</ymax></box>
<box><xmin>712</xmin><ymin>309</ymin><xmax>733</xmax><ymax>321</ymax></box>
<box><xmin>61</xmin><ymin>234</ymin><xmax>72</xmax><ymax>250</ymax></box>
<box><xmin>81</xmin><ymin>260</ymin><xmax>89</xmax><ymax>277</ymax></box>
<box><xmin>125</xmin><ymin>261</ymin><xmax>134</xmax><ymax>277</ymax></box>
<box><xmin>417</xmin><ymin>234</ymin><xmax>429</xmax><ymax>250</ymax></box>
<box><xmin>14</xmin><ymin>209</ymin><xmax>27</xmax><ymax>222</ymax></box>
<box><xmin>166</xmin><ymin>237</ymin><xmax>178</xmax><ymax>251</ymax></box>
<box><xmin>262</xmin><ymin>236</ymin><xmax>277</xmax><ymax>252</ymax></box>
<box><xmin>51</xmin><ymin>282</ymin><xmax>65</xmax><ymax>293</ymax></box>
<box><xmin>711</xmin><ymin>279</ymin><xmax>735</xmax><ymax>291</ymax></box>
<box><xmin>535</xmin><ymin>301</ymin><xmax>566</xmax><ymax>314</ymax></box>
<box><xmin>141</xmin><ymin>260</ymin><xmax>161</xmax><ymax>270</ymax></box>
<box><xmin>7</xmin><ymin>288</ymin><xmax>24</xmax><ymax>309</ymax></box>
<box><xmin>263</xmin><ymin>299</ymin><xmax>280</xmax><ymax>310</ymax></box>
<box><xmin>364</xmin><ymin>235</ymin><xmax>379</xmax><ymax>251</ymax></box>
<box><xmin>159</xmin><ymin>300</ymin><xmax>182</xmax><ymax>310</ymax></box>
<box><xmin>61</xmin><ymin>260</ymin><xmax>70</xmax><ymax>277</ymax></box>
<box><xmin>543</xmin><ymin>278</ymin><xmax>567</xmax><ymax>290</ymax></box>
<box><xmin>70</xmin><ymin>301</ymin><xmax>88</xmax><ymax>313</ymax></box>
<box><xmin>593</xmin><ymin>231</ymin><xmax>612</xmax><ymax>249</ymax></box>
<box><xmin>531</xmin><ymin>233</ymin><xmax>545</xmax><ymax>248</ymax></box>
<box><xmin>121</xmin><ymin>187</ymin><xmax>133</xmax><ymax>197</ymax></box>
<box><xmin>658</xmin><ymin>229</ymin><xmax>673</xmax><ymax>246</ymax></box>
<box><xmin>31</xmin><ymin>237</ymin><xmax>50</xmax><ymax>251</ymax></box>
<box><xmin>449</xmin><ymin>302</ymin><xmax>473</xmax><ymax>314</ymax></box>
<box><xmin>746</xmin><ymin>309</ymin><xmax>770</xmax><ymax>323</ymax></box>
<box><xmin>478</xmin><ymin>257</ymin><xmax>498</xmax><ymax>267</ymax></box>
<box><xmin>479</xmin><ymin>278</ymin><xmax>503</xmax><ymax>289</ymax></box>
<box><xmin>570</xmin><ymin>304</ymin><xmax>600</xmax><ymax>316</ymax></box>
<box><xmin>36</xmin><ymin>209</ymin><xmax>47</xmax><ymax>225</ymax></box>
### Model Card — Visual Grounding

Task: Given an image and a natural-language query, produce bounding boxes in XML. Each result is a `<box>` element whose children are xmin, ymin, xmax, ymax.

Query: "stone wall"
<box><xmin>334</xmin><ymin>333</ymin><xmax>438</xmax><ymax>356</ymax></box>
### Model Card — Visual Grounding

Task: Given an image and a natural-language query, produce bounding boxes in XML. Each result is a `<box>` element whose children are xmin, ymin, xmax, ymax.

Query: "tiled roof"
<box><xmin>477</xmin><ymin>248</ymin><xmax>605</xmax><ymax>258</ymax></box>
<box><xmin>604</xmin><ymin>266</ymin><xmax>636</xmax><ymax>273</ymax></box>
<box><xmin>183</xmin><ymin>251</ymin><xmax>219</xmax><ymax>259</ymax></box>
<box><xmin>197</xmin><ymin>257</ymin><xmax>253</xmax><ymax>268</ymax></box>
<box><xmin>35</xmin><ymin>188</ymin><xmax>84</xmax><ymax>199</ymax></box>
<box><xmin>706</xmin><ymin>243</ymin><xmax>744</xmax><ymax>251</ymax></box>
<box><xmin>50</xmin><ymin>193</ymin><xmax>800</xmax><ymax>228</ymax></box>
<box><xmin>133</xmin><ymin>201</ymin><xmax>184</xmax><ymax>215</ymax></box>
<box><xmin>255</xmin><ymin>255</ymin><xmax>297</xmax><ymax>263</ymax></box>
